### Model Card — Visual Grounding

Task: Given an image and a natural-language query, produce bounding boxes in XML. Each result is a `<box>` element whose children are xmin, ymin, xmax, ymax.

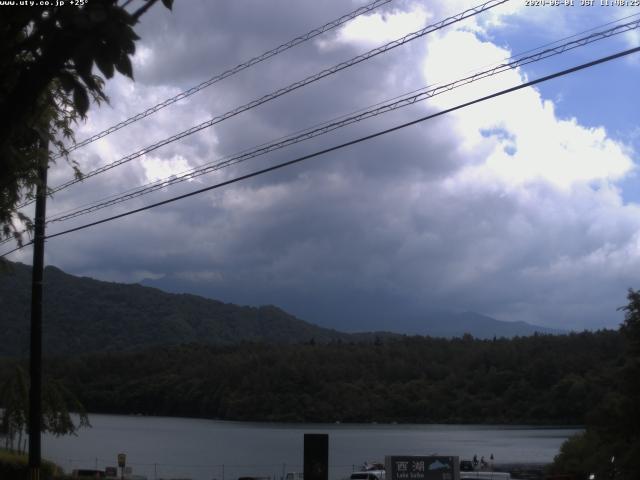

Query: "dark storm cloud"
<box><xmin>132</xmin><ymin>0</ymin><xmax>408</xmax><ymax>87</ymax></box>
<box><xmin>19</xmin><ymin>0</ymin><xmax>638</xmax><ymax>333</ymax></box>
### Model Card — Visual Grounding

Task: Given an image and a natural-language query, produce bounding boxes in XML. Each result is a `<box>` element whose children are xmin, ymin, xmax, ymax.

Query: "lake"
<box><xmin>43</xmin><ymin>414</ymin><xmax>581</xmax><ymax>480</ymax></box>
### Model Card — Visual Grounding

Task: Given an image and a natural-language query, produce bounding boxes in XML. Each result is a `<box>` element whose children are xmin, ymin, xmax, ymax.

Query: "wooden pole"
<box><xmin>29</xmin><ymin>140</ymin><xmax>48</xmax><ymax>480</ymax></box>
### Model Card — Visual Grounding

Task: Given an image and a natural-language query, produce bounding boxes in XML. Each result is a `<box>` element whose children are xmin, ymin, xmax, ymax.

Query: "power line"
<box><xmin>2</xmin><ymin>45</ymin><xmax>630</xmax><ymax>252</ymax></box>
<box><xmin>10</xmin><ymin>8</ymin><xmax>640</xmax><ymax>231</ymax></box>
<box><xmin>413</xmin><ymin>10</ymin><xmax>640</xmax><ymax>97</ymax></box>
<box><xmin>0</xmin><ymin>234</ymin><xmax>22</xmax><ymax>246</ymax></box>
<box><xmin>51</xmin><ymin>0</ymin><xmax>394</xmax><ymax>159</ymax></box>
<box><xmin>34</xmin><ymin>0</ymin><xmax>509</xmax><ymax>203</ymax></box>
<box><xmin>44</xmin><ymin>17</ymin><xmax>640</xmax><ymax>225</ymax></box>
<box><xmin>42</xmin><ymin>9</ymin><xmax>640</xmax><ymax>221</ymax></box>
<box><xmin>21</xmin><ymin>11</ymin><xmax>640</xmax><ymax>226</ymax></box>
<box><xmin>499</xmin><ymin>11</ymin><xmax>640</xmax><ymax>59</ymax></box>
<box><xmin>1</xmin><ymin>242</ymin><xmax>32</xmax><ymax>257</ymax></box>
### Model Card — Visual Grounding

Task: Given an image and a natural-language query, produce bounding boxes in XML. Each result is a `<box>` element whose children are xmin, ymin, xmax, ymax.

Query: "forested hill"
<box><xmin>0</xmin><ymin>262</ymin><xmax>353</xmax><ymax>356</ymax></box>
<box><xmin>30</xmin><ymin>330</ymin><xmax>622</xmax><ymax>425</ymax></box>
<box><xmin>1</xmin><ymin>261</ymin><xmax>562</xmax><ymax>357</ymax></box>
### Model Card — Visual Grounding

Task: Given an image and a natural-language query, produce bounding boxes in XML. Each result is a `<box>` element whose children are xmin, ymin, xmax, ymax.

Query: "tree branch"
<box><xmin>130</xmin><ymin>0</ymin><xmax>160</xmax><ymax>22</ymax></box>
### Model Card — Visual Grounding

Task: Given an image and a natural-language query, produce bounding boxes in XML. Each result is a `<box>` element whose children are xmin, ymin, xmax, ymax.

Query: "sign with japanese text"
<box><xmin>385</xmin><ymin>456</ymin><xmax>459</xmax><ymax>480</ymax></box>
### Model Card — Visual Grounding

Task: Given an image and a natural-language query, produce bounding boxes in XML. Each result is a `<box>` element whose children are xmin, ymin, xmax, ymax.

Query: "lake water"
<box><xmin>42</xmin><ymin>414</ymin><xmax>581</xmax><ymax>480</ymax></box>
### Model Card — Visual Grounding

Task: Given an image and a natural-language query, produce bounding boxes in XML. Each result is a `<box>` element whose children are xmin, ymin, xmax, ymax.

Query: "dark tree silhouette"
<box><xmin>551</xmin><ymin>289</ymin><xmax>640</xmax><ymax>479</ymax></box>
<box><xmin>0</xmin><ymin>0</ymin><xmax>173</xmax><ymax>244</ymax></box>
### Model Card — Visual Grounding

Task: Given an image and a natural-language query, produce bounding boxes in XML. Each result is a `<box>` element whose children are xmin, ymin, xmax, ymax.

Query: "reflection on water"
<box><xmin>43</xmin><ymin>414</ymin><xmax>582</xmax><ymax>480</ymax></box>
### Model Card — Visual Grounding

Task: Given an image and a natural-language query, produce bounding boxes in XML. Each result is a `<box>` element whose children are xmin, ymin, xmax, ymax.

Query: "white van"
<box><xmin>350</xmin><ymin>471</ymin><xmax>385</xmax><ymax>480</ymax></box>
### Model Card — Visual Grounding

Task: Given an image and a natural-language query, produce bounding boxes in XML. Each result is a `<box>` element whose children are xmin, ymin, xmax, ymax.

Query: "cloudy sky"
<box><xmin>9</xmin><ymin>0</ymin><xmax>640</xmax><ymax>332</ymax></box>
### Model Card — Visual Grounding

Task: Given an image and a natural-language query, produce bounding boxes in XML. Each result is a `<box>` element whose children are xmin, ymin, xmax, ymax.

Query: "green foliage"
<box><xmin>42</xmin><ymin>379</ymin><xmax>91</xmax><ymax>436</ymax></box>
<box><xmin>551</xmin><ymin>431</ymin><xmax>612</xmax><ymax>479</ymax></box>
<box><xmin>0</xmin><ymin>262</ymin><xmax>356</xmax><ymax>357</ymax></box>
<box><xmin>0</xmin><ymin>366</ymin><xmax>29</xmax><ymax>452</ymax></box>
<box><xmin>0</xmin><ymin>0</ymin><xmax>172</xmax><ymax>244</ymax></box>
<box><xmin>550</xmin><ymin>289</ymin><xmax>640</xmax><ymax>479</ymax></box>
<box><xmin>620</xmin><ymin>289</ymin><xmax>640</xmax><ymax>356</ymax></box>
<box><xmin>0</xmin><ymin>365</ymin><xmax>90</xmax><ymax>453</ymax></box>
<box><xmin>4</xmin><ymin>330</ymin><xmax>620</xmax><ymax>425</ymax></box>
<box><xmin>0</xmin><ymin>448</ymin><xmax>62</xmax><ymax>479</ymax></box>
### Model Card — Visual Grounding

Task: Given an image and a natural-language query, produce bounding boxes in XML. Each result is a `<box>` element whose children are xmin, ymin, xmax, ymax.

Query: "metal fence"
<box><xmin>63</xmin><ymin>458</ymin><xmax>363</xmax><ymax>480</ymax></box>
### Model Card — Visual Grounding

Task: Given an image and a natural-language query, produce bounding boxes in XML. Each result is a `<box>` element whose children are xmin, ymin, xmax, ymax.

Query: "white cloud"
<box><xmin>140</xmin><ymin>154</ymin><xmax>195</xmax><ymax>183</ymax></box>
<box><xmin>423</xmin><ymin>28</ymin><xmax>636</xmax><ymax>189</ymax></box>
<box><xmin>26</xmin><ymin>0</ymin><xmax>640</xmax><ymax>333</ymax></box>
<box><xmin>318</xmin><ymin>4</ymin><xmax>430</xmax><ymax>49</ymax></box>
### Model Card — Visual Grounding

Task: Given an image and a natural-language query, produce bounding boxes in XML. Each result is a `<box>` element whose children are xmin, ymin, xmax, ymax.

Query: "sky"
<box><xmin>8</xmin><ymin>0</ymin><xmax>640</xmax><ymax>333</ymax></box>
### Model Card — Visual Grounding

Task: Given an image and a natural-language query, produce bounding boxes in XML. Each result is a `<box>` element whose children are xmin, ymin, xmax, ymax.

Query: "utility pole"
<box><xmin>29</xmin><ymin>140</ymin><xmax>48</xmax><ymax>480</ymax></box>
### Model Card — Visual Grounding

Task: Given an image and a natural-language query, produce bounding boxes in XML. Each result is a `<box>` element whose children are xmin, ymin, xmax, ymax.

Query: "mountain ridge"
<box><xmin>0</xmin><ymin>261</ymin><xmax>353</xmax><ymax>356</ymax></box>
<box><xmin>0</xmin><ymin>261</ymin><xmax>561</xmax><ymax>357</ymax></box>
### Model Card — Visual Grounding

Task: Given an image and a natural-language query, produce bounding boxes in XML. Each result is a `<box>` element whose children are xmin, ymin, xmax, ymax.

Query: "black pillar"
<box><xmin>29</xmin><ymin>144</ymin><xmax>48</xmax><ymax>480</ymax></box>
<box><xmin>303</xmin><ymin>433</ymin><xmax>328</xmax><ymax>480</ymax></box>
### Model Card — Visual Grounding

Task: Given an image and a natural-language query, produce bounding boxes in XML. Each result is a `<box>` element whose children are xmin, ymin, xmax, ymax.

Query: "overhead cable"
<box><xmin>37</xmin><ymin>0</ymin><xmax>509</xmax><ymax>201</ymax></box>
<box><xmin>27</xmin><ymin>12</ymin><xmax>640</xmax><ymax>225</ymax></box>
<box><xmin>45</xmin><ymin>17</ymin><xmax>640</xmax><ymax>224</ymax></box>
<box><xmin>52</xmin><ymin>0</ymin><xmax>394</xmax><ymax>159</ymax></box>
<box><xmin>0</xmin><ymin>45</ymin><xmax>629</xmax><ymax>255</ymax></box>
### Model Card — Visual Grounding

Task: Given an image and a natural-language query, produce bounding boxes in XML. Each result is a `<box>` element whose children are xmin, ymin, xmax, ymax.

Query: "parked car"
<box><xmin>72</xmin><ymin>470</ymin><xmax>105</xmax><ymax>478</ymax></box>
<box><xmin>460</xmin><ymin>461</ymin><xmax>474</xmax><ymax>472</ymax></box>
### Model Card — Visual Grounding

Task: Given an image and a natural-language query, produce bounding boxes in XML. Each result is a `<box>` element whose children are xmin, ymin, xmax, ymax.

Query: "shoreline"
<box><xmin>79</xmin><ymin>412</ymin><xmax>585</xmax><ymax>429</ymax></box>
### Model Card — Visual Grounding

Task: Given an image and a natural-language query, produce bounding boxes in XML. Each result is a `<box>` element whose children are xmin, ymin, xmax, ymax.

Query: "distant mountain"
<box><xmin>0</xmin><ymin>262</ymin><xmax>352</xmax><ymax>357</ymax></box>
<box><xmin>141</xmin><ymin>275</ymin><xmax>563</xmax><ymax>339</ymax></box>
<box><xmin>0</xmin><ymin>262</ymin><xmax>561</xmax><ymax>357</ymax></box>
<box><xmin>403</xmin><ymin>311</ymin><xmax>563</xmax><ymax>339</ymax></box>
